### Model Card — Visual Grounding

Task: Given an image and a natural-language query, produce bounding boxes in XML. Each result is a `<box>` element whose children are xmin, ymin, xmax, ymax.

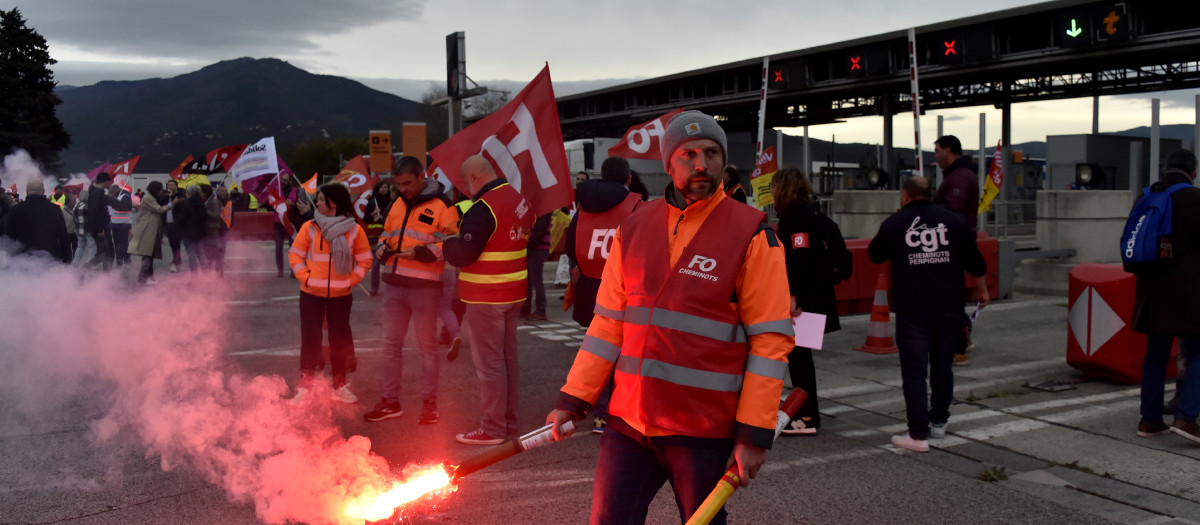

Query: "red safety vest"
<box><xmin>609</xmin><ymin>197</ymin><xmax>765</xmax><ymax>439</ymax></box>
<box><xmin>458</xmin><ymin>183</ymin><xmax>533</xmax><ymax>304</ymax></box>
<box><xmin>575</xmin><ymin>192</ymin><xmax>640</xmax><ymax>279</ymax></box>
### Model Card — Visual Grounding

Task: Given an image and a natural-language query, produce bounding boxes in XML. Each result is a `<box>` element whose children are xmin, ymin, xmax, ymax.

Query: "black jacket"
<box><xmin>3</xmin><ymin>194</ymin><xmax>72</xmax><ymax>263</ymax></box>
<box><xmin>86</xmin><ymin>186</ymin><xmax>111</xmax><ymax>235</ymax></box>
<box><xmin>868</xmin><ymin>199</ymin><xmax>986</xmax><ymax>317</ymax></box>
<box><xmin>1132</xmin><ymin>169</ymin><xmax>1200</xmax><ymax>336</ymax></box>
<box><xmin>175</xmin><ymin>194</ymin><xmax>208</xmax><ymax>241</ymax></box>
<box><xmin>776</xmin><ymin>201</ymin><xmax>843</xmax><ymax>333</ymax></box>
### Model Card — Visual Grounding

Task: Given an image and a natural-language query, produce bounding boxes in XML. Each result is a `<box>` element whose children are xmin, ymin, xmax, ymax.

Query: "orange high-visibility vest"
<box><xmin>288</xmin><ymin>220</ymin><xmax>373</xmax><ymax>298</ymax></box>
<box><xmin>608</xmin><ymin>197</ymin><xmax>776</xmax><ymax>439</ymax></box>
<box><xmin>379</xmin><ymin>195</ymin><xmax>459</xmax><ymax>285</ymax></box>
<box><xmin>221</xmin><ymin>201</ymin><xmax>232</xmax><ymax>228</ymax></box>
<box><xmin>458</xmin><ymin>183</ymin><xmax>533</xmax><ymax>304</ymax></box>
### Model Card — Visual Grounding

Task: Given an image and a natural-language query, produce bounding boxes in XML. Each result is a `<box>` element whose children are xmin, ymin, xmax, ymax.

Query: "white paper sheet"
<box><xmin>792</xmin><ymin>312</ymin><xmax>827</xmax><ymax>350</ymax></box>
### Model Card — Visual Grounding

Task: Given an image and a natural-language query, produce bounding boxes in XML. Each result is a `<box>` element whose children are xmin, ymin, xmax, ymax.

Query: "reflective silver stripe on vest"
<box><xmin>307</xmin><ymin>278</ymin><xmax>350</xmax><ymax>288</ymax></box>
<box><xmin>403</xmin><ymin>229</ymin><xmax>440</xmax><ymax>243</ymax></box>
<box><xmin>593</xmin><ymin>304</ymin><xmax>625</xmax><ymax>321</ymax></box>
<box><xmin>625</xmin><ymin>306</ymin><xmax>653</xmax><ymax>325</ymax></box>
<box><xmin>392</xmin><ymin>266</ymin><xmax>442</xmax><ymax>281</ymax></box>
<box><xmin>744</xmin><ymin>318</ymin><xmax>795</xmax><ymax>337</ymax></box>
<box><xmin>433</xmin><ymin>232</ymin><xmax>449</xmax><ymax>240</ymax></box>
<box><xmin>355</xmin><ymin>251</ymin><xmax>373</xmax><ymax>262</ymax></box>
<box><xmin>623</xmin><ymin>305</ymin><xmax>745</xmax><ymax>343</ymax></box>
<box><xmin>744</xmin><ymin>354</ymin><xmax>788</xmax><ymax>380</ymax></box>
<box><xmin>292</xmin><ymin>262</ymin><xmax>306</xmax><ymax>274</ymax></box>
<box><xmin>617</xmin><ymin>355</ymin><xmax>742</xmax><ymax>393</ymax></box>
<box><xmin>580</xmin><ymin>335</ymin><xmax>621</xmax><ymax>363</ymax></box>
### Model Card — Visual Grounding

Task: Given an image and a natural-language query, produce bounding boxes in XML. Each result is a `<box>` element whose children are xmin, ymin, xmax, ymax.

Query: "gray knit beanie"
<box><xmin>659</xmin><ymin>110</ymin><xmax>728</xmax><ymax>172</ymax></box>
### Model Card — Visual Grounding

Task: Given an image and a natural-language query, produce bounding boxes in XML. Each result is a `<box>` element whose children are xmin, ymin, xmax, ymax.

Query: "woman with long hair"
<box><xmin>772</xmin><ymin>166</ymin><xmax>850</xmax><ymax>435</ymax></box>
<box><xmin>288</xmin><ymin>183</ymin><xmax>373</xmax><ymax>405</ymax></box>
<box><xmin>128</xmin><ymin>181</ymin><xmax>180</xmax><ymax>285</ymax></box>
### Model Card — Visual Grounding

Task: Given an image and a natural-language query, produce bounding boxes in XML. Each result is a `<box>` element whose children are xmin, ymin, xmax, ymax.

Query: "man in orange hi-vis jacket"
<box><xmin>546</xmin><ymin>111</ymin><xmax>794</xmax><ymax>525</ymax></box>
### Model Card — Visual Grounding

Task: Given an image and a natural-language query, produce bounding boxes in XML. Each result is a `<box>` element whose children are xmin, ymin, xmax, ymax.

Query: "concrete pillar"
<box><xmin>1130</xmin><ymin>142</ymin><xmax>1143</xmax><ymax>194</ymax></box>
<box><xmin>1001</xmin><ymin>91</ymin><xmax>1013</xmax><ymax>207</ymax></box>
<box><xmin>936</xmin><ymin>115</ymin><xmax>944</xmax><ymax>184</ymax></box>
<box><xmin>979</xmin><ymin>113</ymin><xmax>987</xmax><ymax>232</ymax></box>
<box><xmin>882</xmin><ymin>96</ymin><xmax>893</xmax><ymax>175</ymax></box>
<box><xmin>1150</xmin><ymin>98</ymin><xmax>1160</xmax><ymax>181</ymax></box>
<box><xmin>776</xmin><ymin>129</ymin><xmax>784</xmax><ymax>167</ymax></box>
<box><xmin>803</xmin><ymin>126</ymin><xmax>810</xmax><ymax>177</ymax></box>
<box><xmin>1092</xmin><ymin>96</ymin><xmax>1100</xmax><ymax>135</ymax></box>
<box><xmin>1194</xmin><ymin>94</ymin><xmax>1199</xmax><ymax>156</ymax></box>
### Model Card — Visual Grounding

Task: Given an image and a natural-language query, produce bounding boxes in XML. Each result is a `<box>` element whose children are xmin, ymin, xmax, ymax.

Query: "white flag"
<box><xmin>229</xmin><ymin>137</ymin><xmax>279</xmax><ymax>183</ymax></box>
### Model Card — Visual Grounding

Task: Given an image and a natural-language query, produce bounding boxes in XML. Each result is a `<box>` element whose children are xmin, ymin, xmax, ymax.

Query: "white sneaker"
<box><xmin>780</xmin><ymin>418</ymin><xmax>817</xmax><ymax>435</ymax></box>
<box><xmin>144</xmin><ymin>277</ymin><xmax>158</xmax><ymax>286</ymax></box>
<box><xmin>290</xmin><ymin>387</ymin><xmax>310</xmax><ymax>407</ymax></box>
<box><xmin>930</xmin><ymin>423</ymin><xmax>947</xmax><ymax>439</ymax></box>
<box><xmin>891</xmin><ymin>434</ymin><xmax>929</xmax><ymax>452</ymax></box>
<box><xmin>169</xmin><ymin>263</ymin><xmax>179</xmax><ymax>273</ymax></box>
<box><xmin>332</xmin><ymin>385</ymin><xmax>358</xmax><ymax>404</ymax></box>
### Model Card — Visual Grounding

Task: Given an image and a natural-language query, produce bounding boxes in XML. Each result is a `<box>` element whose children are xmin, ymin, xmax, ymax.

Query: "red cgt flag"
<box><xmin>430</xmin><ymin>64</ymin><xmax>572</xmax><ymax>218</ymax></box>
<box><xmin>607</xmin><ymin>108</ymin><xmax>685</xmax><ymax>160</ymax></box>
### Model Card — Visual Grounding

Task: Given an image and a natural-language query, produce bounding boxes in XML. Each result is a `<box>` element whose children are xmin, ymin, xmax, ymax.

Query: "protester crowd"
<box><xmin>4</xmin><ymin>114</ymin><xmax>1197</xmax><ymax>525</ymax></box>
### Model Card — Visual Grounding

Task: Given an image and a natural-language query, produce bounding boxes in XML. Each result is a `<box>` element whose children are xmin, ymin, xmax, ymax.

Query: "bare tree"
<box><xmin>419</xmin><ymin>83</ymin><xmax>512</xmax><ymax>148</ymax></box>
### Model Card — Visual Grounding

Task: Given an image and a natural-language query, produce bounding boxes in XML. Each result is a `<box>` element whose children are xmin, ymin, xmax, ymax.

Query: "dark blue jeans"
<box><xmin>895</xmin><ymin>312</ymin><xmax>961</xmax><ymax>440</ymax></box>
<box><xmin>1142</xmin><ymin>334</ymin><xmax>1200</xmax><ymax>424</ymax></box>
<box><xmin>591</xmin><ymin>426</ymin><xmax>733</xmax><ymax>525</ymax></box>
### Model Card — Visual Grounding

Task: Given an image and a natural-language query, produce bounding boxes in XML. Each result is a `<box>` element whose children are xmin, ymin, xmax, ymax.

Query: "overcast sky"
<box><xmin>9</xmin><ymin>0</ymin><xmax>1200</xmax><ymax>149</ymax></box>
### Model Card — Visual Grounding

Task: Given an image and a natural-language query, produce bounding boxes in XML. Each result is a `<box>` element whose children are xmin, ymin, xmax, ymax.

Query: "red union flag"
<box><xmin>333</xmin><ymin>155</ymin><xmax>379</xmax><ymax>220</ymax></box>
<box><xmin>109</xmin><ymin>155</ymin><xmax>140</xmax><ymax>191</ymax></box>
<box><xmin>207</xmin><ymin>145</ymin><xmax>248</xmax><ymax>173</ymax></box>
<box><xmin>430</xmin><ymin>64</ymin><xmax>572</xmax><ymax>218</ymax></box>
<box><xmin>607</xmin><ymin>108</ymin><xmax>684</xmax><ymax>160</ymax></box>
<box><xmin>168</xmin><ymin>156</ymin><xmax>193</xmax><ymax>181</ymax></box>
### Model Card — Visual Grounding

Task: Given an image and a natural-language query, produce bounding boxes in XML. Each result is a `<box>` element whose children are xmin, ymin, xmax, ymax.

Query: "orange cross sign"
<box><xmin>1104</xmin><ymin>10</ymin><xmax>1119</xmax><ymax>35</ymax></box>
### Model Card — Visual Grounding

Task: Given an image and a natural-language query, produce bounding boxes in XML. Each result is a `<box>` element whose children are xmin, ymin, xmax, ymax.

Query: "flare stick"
<box><xmin>685</xmin><ymin>388</ymin><xmax>809</xmax><ymax>525</ymax></box>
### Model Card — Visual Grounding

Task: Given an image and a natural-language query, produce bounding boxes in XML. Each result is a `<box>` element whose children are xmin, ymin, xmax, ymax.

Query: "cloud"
<box><xmin>17</xmin><ymin>0</ymin><xmax>424</xmax><ymax>62</ymax></box>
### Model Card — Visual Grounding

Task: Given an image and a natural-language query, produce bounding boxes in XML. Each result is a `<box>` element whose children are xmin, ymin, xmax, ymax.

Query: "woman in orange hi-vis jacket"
<box><xmin>287</xmin><ymin>183</ymin><xmax>373</xmax><ymax>406</ymax></box>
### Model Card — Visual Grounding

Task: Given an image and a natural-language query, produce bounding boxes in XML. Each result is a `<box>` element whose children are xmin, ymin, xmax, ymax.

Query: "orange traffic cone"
<box><xmin>854</xmin><ymin>273</ymin><xmax>898</xmax><ymax>354</ymax></box>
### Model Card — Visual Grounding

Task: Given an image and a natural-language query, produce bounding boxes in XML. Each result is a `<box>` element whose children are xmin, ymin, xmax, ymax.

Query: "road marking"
<box><xmin>227</xmin><ymin>296</ymin><xmax>296</xmax><ymax>306</ymax></box>
<box><xmin>763</xmin><ymin>448</ymin><xmax>887</xmax><ymax>472</ymax></box>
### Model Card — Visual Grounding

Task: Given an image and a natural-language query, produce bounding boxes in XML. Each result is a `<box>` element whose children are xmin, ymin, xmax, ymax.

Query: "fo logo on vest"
<box><xmin>588</xmin><ymin>228</ymin><xmax>617</xmax><ymax>259</ymax></box>
<box><xmin>680</xmin><ymin>254</ymin><xmax>719</xmax><ymax>282</ymax></box>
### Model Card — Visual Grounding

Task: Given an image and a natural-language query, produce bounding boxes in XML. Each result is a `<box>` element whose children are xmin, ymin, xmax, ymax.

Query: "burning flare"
<box><xmin>343</xmin><ymin>464</ymin><xmax>456</xmax><ymax>522</ymax></box>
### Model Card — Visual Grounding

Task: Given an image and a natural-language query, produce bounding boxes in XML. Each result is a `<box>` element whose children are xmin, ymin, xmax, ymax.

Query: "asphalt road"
<box><xmin>2</xmin><ymin>240</ymin><xmax>1199</xmax><ymax>525</ymax></box>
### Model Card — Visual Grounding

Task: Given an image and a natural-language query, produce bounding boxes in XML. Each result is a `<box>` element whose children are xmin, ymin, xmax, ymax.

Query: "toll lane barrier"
<box><xmin>1066</xmin><ymin>263</ymin><xmax>1178</xmax><ymax>384</ymax></box>
<box><xmin>230</xmin><ymin>211</ymin><xmax>275</xmax><ymax>241</ymax></box>
<box><xmin>835</xmin><ymin>233</ymin><xmax>999</xmax><ymax>316</ymax></box>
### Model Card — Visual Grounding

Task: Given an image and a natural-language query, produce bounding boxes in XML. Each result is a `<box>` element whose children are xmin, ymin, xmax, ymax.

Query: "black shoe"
<box><xmin>363</xmin><ymin>398</ymin><xmax>402</xmax><ymax>422</ymax></box>
<box><xmin>447</xmin><ymin>337</ymin><xmax>462</xmax><ymax>361</ymax></box>
<box><xmin>419</xmin><ymin>400</ymin><xmax>439</xmax><ymax>424</ymax></box>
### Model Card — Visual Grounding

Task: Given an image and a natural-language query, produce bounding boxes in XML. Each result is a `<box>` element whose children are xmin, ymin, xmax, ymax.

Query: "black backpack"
<box><xmin>817</xmin><ymin>211</ymin><xmax>853</xmax><ymax>285</ymax></box>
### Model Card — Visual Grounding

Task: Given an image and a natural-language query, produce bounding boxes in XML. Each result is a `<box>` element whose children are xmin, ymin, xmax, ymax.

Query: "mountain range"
<box><xmin>55</xmin><ymin>57</ymin><xmax>423</xmax><ymax>173</ymax></box>
<box><xmin>51</xmin><ymin>57</ymin><xmax>1195</xmax><ymax>175</ymax></box>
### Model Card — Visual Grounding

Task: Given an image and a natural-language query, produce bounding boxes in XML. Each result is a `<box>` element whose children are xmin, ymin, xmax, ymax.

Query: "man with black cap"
<box><xmin>546</xmin><ymin>111</ymin><xmax>794</xmax><ymax>524</ymax></box>
<box><xmin>85</xmin><ymin>172</ymin><xmax>115</xmax><ymax>271</ymax></box>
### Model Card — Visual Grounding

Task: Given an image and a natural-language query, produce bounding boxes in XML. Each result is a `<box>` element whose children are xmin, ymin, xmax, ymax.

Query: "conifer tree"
<box><xmin>0</xmin><ymin>8</ymin><xmax>70</xmax><ymax>169</ymax></box>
